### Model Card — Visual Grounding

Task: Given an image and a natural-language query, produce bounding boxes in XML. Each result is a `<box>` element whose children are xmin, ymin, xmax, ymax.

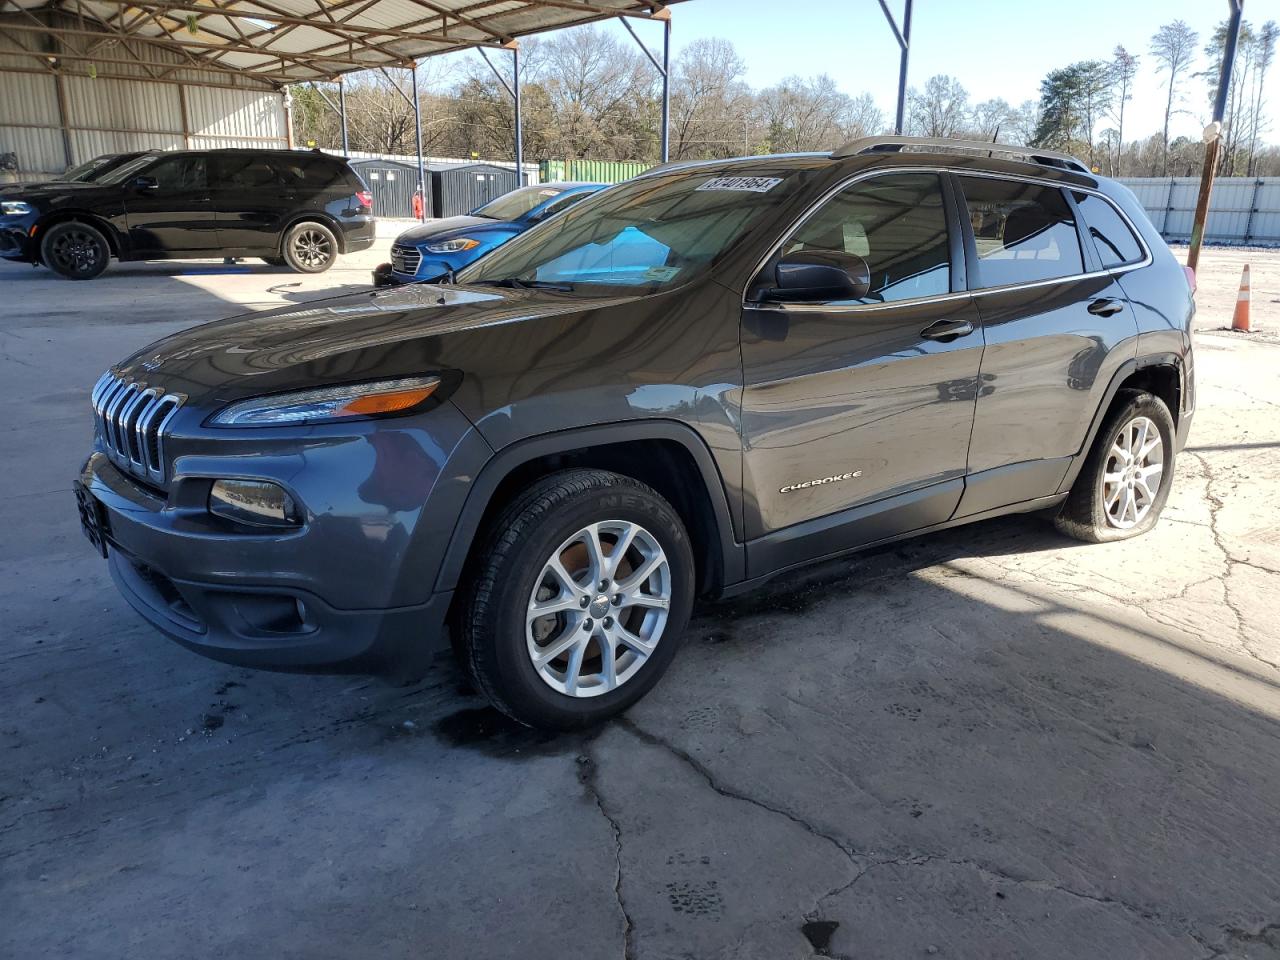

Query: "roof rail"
<box><xmin>831</xmin><ymin>136</ymin><xmax>1092</xmax><ymax>174</ymax></box>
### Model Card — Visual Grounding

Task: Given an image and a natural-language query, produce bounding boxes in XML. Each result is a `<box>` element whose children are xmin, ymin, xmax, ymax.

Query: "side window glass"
<box><xmin>1072</xmin><ymin>191</ymin><xmax>1144</xmax><ymax>268</ymax></box>
<box><xmin>218</xmin><ymin>156</ymin><xmax>278</xmax><ymax>189</ymax></box>
<box><xmin>958</xmin><ymin>176</ymin><xmax>1084</xmax><ymax>287</ymax></box>
<box><xmin>539</xmin><ymin>192</ymin><xmax>589</xmax><ymax>219</ymax></box>
<box><xmin>782</xmin><ymin>172</ymin><xmax>950</xmax><ymax>304</ymax></box>
<box><xmin>146</xmin><ymin>156</ymin><xmax>206</xmax><ymax>192</ymax></box>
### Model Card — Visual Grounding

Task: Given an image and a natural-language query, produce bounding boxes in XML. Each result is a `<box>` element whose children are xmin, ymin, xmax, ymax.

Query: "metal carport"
<box><xmin>0</xmin><ymin>1</ymin><xmax>684</xmax><ymax>189</ymax></box>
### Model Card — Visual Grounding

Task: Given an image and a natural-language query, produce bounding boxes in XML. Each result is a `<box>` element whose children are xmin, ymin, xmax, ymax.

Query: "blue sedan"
<box><xmin>381</xmin><ymin>181</ymin><xmax>605</xmax><ymax>285</ymax></box>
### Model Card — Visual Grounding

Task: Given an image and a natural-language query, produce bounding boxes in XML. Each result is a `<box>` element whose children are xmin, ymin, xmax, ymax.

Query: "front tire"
<box><xmin>1055</xmin><ymin>390</ymin><xmax>1176</xmax><ymax>542</ymax></box>
<box><xmin>282</xmin><ymin>221</ymin><xmax>337</xmax><ymax>273</ymax></box>
<box><xmin>459</xmin><ymin>469</ymin><xmax>695</xmax><ymax>730</ymax></box>
<box><xmin>41</xmin><ymin>221</ymin><xmax>110</xmax><ymax>280</ymax></box>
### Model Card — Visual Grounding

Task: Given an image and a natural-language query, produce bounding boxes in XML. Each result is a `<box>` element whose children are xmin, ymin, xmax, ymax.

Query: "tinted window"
<box><xmin>146</xmin><ymin>155</ymin><xmax>206</xmax><ymax>192</ymax></box>
<box><xmin>273</xmin><ymin>156</ymin><xmax>345</xmax><ymax>190</ymax></box>
<box><xmin>474</xmin><ymin>185</ymin><xmax>567</xmax><ymax>221</ymax></box>
<box><xmin>536</xmin><ymin>191</ymin><xmax>592</xmax><ymax>219</ymax></box>
<box><xmin>958</xmin><ymin>177</ymin><xmax>1084</xmax><ymax>287</ymax></box>
<box><xmin>1072</xmin><ymin>191</ymin><xmax>1144</xmax><ymax>268</ymax></box>
<box><xmin>783</xmin><ymin>172</ymin><xmax>951</xmax><ymax>304</ymax></box>
<box><xmin>216</xmin><ymin>155</ymin><xmax>278</xmax><ymax>189</ymax></box>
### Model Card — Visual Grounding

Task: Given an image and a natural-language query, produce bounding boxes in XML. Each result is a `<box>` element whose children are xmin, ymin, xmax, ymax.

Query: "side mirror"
<box><xmin>758</xmin><ymin>249</ymin><xmax>871</xmax><ymax>303</ymax></box>
<box><xmin>133</xmin><ymin>175</ymin><xmax>159</xmax><ymax>191</ymax></box>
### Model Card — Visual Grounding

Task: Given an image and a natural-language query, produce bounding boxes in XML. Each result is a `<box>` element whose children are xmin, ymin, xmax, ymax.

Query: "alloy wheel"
<box><xmin>525</xmin><ymin>520</ymin><xmax>672</xmax><ymax>698</ymax></box>
<box><xmin>292</xmin><ymin>228</ymin><xmax>332</xmax><ymax>269</ymax></box>
<box><xmin>1102</xmin><ymin>415</ymin><xmax>1164</xmax><ymax>529</ymax></box>
<box><xmin>49</xmin><ymin>229</ymin><xmax>103</xmax><ymax>275</ymax></box>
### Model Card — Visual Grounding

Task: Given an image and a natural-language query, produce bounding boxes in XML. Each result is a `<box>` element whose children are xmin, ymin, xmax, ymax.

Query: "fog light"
<box><xmin>209</xmin><ymin>479</ymin><xmax>299</xmax><ymax>527</ymax></box>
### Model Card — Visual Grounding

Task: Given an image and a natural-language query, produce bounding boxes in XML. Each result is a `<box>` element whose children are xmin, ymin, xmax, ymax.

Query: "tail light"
<box><xmin>356</xmin><ymin>190</ymin><xmax>373</xmax><ymax>211</ymax></box>
<box><xmin>1182</xmin><ymin>265</ymin><xmax>1196</xmax><ymax>295</ymax></box>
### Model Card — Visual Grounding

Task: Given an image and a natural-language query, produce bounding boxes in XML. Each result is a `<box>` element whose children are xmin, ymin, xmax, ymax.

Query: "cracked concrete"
<box><xmin>4</xmin><ymin>247</ymin><xmax>1280</xmax><ymax>959</ymax></box>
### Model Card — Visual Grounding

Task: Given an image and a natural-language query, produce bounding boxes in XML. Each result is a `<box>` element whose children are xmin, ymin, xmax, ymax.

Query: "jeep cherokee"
<box><xmin>76</xmin><ymin>137</ymin><xmax>1195</xmax><ymax>729</ymax></box>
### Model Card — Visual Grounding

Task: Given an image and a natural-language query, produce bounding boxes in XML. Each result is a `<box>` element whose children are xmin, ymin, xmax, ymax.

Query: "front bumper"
<box><xmin>78</xmin><ymin>451</ymin><xmax>455</xmax><ymax>670</ymax></box>
<box><xmin>0</xmin><ymin>220</ymin><xmax>35</xmax><ymax>260</ymax></box>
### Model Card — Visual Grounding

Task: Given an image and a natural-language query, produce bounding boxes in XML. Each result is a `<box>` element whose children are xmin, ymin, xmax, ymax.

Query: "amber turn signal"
<box><xmin>336</xmin><ymin>382</ymin><xmax>439</xmax><ymax>416</ymax></box>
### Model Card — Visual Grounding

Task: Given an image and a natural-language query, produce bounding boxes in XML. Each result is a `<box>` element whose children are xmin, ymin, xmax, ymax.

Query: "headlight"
<box><xmin>425</xmin><ymin>238</ymin><xmax>480</xmax><ymax>253</ymax></box>
<box><xmin>209</xmin><ymin>479</ymin><xmax>299</xmax><ymax>527</ymax></box>
<box><xmin>208</xmin><ymin>376</ymin><xmax>441</xmax><ymax>427</ymax></box>
<box><xmin>1</xmin><ymin>201</ymin><xmax>33</xmax><ymax>216</ymax></box>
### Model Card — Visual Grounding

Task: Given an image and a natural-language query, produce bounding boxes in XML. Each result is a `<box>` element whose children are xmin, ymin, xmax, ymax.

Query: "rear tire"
<box><xmin>282</xmin><ymin>221</ymin><xmax>337</xmax><ymax>273</ymax></box>
<box><xmin>1055</xmin><ymin>390</ymin><xmax>1176</xmax><ymax>543</ymax></box>
<box><xmin>459</xmin><ymin>469</ymin><xmax>695</xmax><ymax>730</ymax></box>
<box><xmin>41</xmin><ymin>221</ymin><xmax>110</xmax><ymax>280</ymax></box>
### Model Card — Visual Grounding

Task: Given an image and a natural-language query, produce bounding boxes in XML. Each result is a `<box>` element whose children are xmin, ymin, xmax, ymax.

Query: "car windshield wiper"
<box><xmin>470</xmin><ymin>277</ymin><xmax>575</xmax><ymax>292</ymax></box>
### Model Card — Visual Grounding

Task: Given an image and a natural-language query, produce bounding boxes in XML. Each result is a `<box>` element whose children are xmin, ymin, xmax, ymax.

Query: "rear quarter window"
<box><xmin>957</xmin><ymin>176</ymin><xmax>1085</xmax><ymax>288</ymax></box>
<box><xmin>1072</xmin><ymin>191</ymin><xmax>1145</xmax><ymax>268</ymax></box>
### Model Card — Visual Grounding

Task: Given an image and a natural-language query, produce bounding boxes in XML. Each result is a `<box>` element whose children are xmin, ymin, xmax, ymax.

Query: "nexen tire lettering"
<box><xmin>779</xmin><ymin>471</ymin><xmax>863</xmax><ymax>494</ymax></box>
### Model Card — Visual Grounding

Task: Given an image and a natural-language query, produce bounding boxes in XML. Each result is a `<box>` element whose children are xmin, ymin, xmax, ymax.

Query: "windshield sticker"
<box><xmin>643</xmin><ymin>266</ymin><xmax>681</xmax><ymax>281</ymax></box>
<box><xmin>696</xmin><ymin>176</ymin><xmax>783</xmax><ymax>193</ymax></box>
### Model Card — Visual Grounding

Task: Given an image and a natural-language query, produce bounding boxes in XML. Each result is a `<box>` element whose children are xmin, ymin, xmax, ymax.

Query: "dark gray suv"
<box><xmin>76</xmin><ymin>137</ymin><xmax>1195</xmax><ymax>729</ymax></box>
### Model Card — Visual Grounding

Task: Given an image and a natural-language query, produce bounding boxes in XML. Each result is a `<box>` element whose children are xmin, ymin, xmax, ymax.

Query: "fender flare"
<box><xmin>432</xmin><ymin>420</ymin><xmax>746</xmax><ymax>594</ymax></box>
<box><xmin>1055</xmin><ymin>354</ymin><xmax>1183</xmax><ymax>494</ymax></box>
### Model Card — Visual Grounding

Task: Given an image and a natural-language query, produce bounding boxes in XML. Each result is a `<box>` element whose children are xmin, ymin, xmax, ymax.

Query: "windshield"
<box><xmin>456</xmin><ymin>167</ymin><xmax>806</xmax><ymax>292</ymax></box>
<box><xmin>96</xmin><ymin>154</ymin><xmax>162</xmax><ymax>186</ymax></box>
<box><xmin>473</xmin><ymin>184</ymin><xmax>565</xmax><ymax>221</ymax></box>
<box><xmin>61</xmin><ymin>153</ymin><xmax>142</xmax><ymax>183</ymax></box>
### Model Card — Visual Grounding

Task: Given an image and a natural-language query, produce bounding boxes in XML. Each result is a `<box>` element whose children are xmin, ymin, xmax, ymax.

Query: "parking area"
<box><xmin>3</xmin><ymin>245</ymin><xmax>1280</xmax><ymax>958</ymax></box>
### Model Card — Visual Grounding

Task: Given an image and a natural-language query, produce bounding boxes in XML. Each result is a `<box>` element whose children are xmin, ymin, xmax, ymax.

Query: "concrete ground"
<box><xmin>2</xmin><ymin>239</ymin><xmax>1280</xmax><ymax>960</ymax></box>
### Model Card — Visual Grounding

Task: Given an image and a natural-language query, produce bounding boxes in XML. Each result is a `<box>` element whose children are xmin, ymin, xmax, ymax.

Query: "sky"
<box><xmin>519</xmin><ymin>0</ymin><xmax>1276</xmax><ymax>145</ymax></box>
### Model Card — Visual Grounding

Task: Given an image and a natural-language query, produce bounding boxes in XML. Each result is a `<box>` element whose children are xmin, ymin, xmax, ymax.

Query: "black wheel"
<box><xmin>459</xmin><ymin>469</ymin><xmax>695</xmax><ymax>730</ymax></box>
<box><xmin>41</xmin><ymin>221</ymin><xmax>110</xmax><ymax>280</ymax></box>
<box><xmin>260</xmin><ymin>255</ymin><xmax>287</xmax><ymax>267</ymax></box>
<box><xmin>1055</xmin><ymin>390</ymin><xmax>1176</xmax><ymax>543</ymax></box>
<box><xmin>282</xmin><ymin>221</ymin><xmax>337</xmax><ymax>273</ymax></box>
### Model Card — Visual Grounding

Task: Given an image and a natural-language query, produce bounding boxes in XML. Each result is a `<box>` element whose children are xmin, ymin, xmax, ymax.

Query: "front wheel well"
<box><xmin>35</xmin><ymin>213</ymin><xmax>120</xmax><ymax>259</ymax></box>
<box><xmin>462</xmin><ymin>439</ymin><xmax>725</xmax><ymax>599</ymax></box>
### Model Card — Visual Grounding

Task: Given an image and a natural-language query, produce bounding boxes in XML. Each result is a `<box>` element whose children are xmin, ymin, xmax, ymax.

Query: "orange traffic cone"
<box><xmin>1232</xmin><ymin>264</ymin><xmax>1251</xmax><ymax>332</ymax></box>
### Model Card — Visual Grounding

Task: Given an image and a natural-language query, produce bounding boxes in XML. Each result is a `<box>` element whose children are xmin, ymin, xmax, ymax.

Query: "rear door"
<box><xmin>740</xmin><ymin>171</ymin><xmax>983</xmax><ymax>573</ymax></box>
<box><xmin>954</xmin><ymin>173</ymin><xmax>1139</xmax><ymax>517</ymax></box>
<box><xmin>122</xmin><ymin>153</ymin><xmax>216</xmax><ymax>255</ymax></box>
<box><xmin>209</xmin><ymin>153</ymin><xmax>292</xmax><ymax>254</ymax></box>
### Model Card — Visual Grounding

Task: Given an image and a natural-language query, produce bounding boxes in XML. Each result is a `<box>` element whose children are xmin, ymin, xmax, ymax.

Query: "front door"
<box><xmin>740</xmin><ymin>171</ymin><xmax>984</xmax><ymax>575</ymax></box>
<box><xmin>123</xmin><ymin>154</ymin><xmax>216</xmax><ymax>255</ymax></box>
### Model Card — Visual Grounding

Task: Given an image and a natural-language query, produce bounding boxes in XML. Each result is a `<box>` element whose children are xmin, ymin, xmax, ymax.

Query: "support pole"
<box><xmin>339</xmin><ymin>75</ymin><xmax>349</xmax><ymax>156</ymax></box>
<box><xmin>660</xmin><ymin>15</ymin><xmax>670</xmax><ymax>163</ymax></box>
<box><xmin>878</xmin><ymin>0</ymin><xmax>912</xmax><ymax>135</ymax></box>
<box><xmin>513</xmin><ymin>44</ymin><xmax>523</xmax><ymax>182</ymax></box>
<box><xmin>1187</xmin><ymin>0</ymin><xmax>1243</xmax><ymax>274</ymax></box>
<box><xmin>282</xmin><ymin>88</ymin><xmax>295</xmax><ymax>149</ymax></box>
<box><xmin>411</xmin><ymin>61</ymin><xmax>425</xmax><ymax>222</ymax></box>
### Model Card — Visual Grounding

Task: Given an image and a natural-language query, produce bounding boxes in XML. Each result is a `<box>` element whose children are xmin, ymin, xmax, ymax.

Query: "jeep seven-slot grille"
<box><xmin>391</xmin><ymin>244</ymin><xmax>422</xmax><ymax>276</ymax></box>
<box><xmin>91</xmin><ymin>372</ymin><xmax>183</xmax><ymax>483</ymax></box>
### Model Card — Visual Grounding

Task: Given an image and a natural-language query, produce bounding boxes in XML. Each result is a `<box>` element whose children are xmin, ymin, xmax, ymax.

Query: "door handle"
<box><xmin>920</xmin><ymin>318</ymin><xmax>974</xmax><ymax>341</ymax></box>
<box><xmin>1088</xmin><ymin>298</ymin><xmax>1125</xmax><ymax>317</ymax></box>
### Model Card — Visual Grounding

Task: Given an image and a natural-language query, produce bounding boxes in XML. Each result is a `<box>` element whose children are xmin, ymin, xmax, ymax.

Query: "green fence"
<box><xmin>539</xmin><ymin>159</ymin><xmax>653</xmax><ymax>184</ymax></box>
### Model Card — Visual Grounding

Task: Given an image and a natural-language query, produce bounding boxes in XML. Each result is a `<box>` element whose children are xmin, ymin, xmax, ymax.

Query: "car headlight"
<box><xmin>424</xmin><ymin>238</ymin><xmax>480</xmax><ymax>254</ymax></box>
<box><xmin>208</xmin><ymin>376</ymin><xmax>441</xmax><ymax>427</ymax></box>
<box><xmin>1</xmin><ymin>201</ymin><xmax>33</xmax><ymax>216</ymax></box>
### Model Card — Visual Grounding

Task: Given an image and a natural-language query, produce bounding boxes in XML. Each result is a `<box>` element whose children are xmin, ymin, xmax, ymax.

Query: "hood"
<box><xmin>0</xmin><ymin>180</ymin><xmax>104</xmax><ymax>200</ymax></box>
<box><xmin>393</xmin><ymin>215</ymin><xmax>508</xmax><ymax>245</ymax></box>
<box><xmin>112</xmin><ymin>283</ymin><xmax>634</xmax><ymax>407</ymax></box>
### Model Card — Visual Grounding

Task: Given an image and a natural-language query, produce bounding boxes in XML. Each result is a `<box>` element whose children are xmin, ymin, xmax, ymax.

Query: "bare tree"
<box><xmin>757</xmin><ymin>74</ymin><xmax>859</xmax><ymax>152</ymax></box>
<box><xmin>669</xmin><ymin>38</ymin><xmax>752</xmax><ymax>159</ymax></box>
<box><xmin>1250</xmin><ymin>22</ymin><xmax>1278</xmax><ymax>175</ymax></box>
<box><xmin>968</xmin><ymin>98</ymin><xmax>1015</xmax><ymax>141</ymax></box>
<box><xmin>906</xmin><ymin>74</ymin><xmax>969</xmax><ymax>138</ymax></box>
<box><xmin>1150</xmin><ymin>20</ymin><xmax>1198</xmax><ymax>176</ymax></box>
<box><xmin>1107</xmin><ymin>45</ymin><xmax>1139</xmax><ymax>175</ymax></box>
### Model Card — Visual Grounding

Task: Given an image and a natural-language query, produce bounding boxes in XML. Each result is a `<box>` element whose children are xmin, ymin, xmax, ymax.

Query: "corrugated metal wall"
<box><xmin>1118</xmin><ymin>177</ymin><xmax>1280</xmax><ymax>245</ymax></box>
<box><xmin>540</xmin><ymin>158</ymin><xmax>652</xmax><ymax>184</ymax></box>
<box><xmin>0</xmin><ymin>13</ymin><xmax>286</xmax><ymax>180</ymax></box>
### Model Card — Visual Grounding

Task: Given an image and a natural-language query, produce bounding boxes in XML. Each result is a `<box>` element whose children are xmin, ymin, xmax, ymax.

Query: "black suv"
<box><xmin>1</xmin><ymin>148</ymin><xmax>374</xmax><ymax>279</ymax></box>
<box><xmin>75</xmin><ymin>137</ymin><xmax>1194</xmax><ymax>729</ymax></box>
